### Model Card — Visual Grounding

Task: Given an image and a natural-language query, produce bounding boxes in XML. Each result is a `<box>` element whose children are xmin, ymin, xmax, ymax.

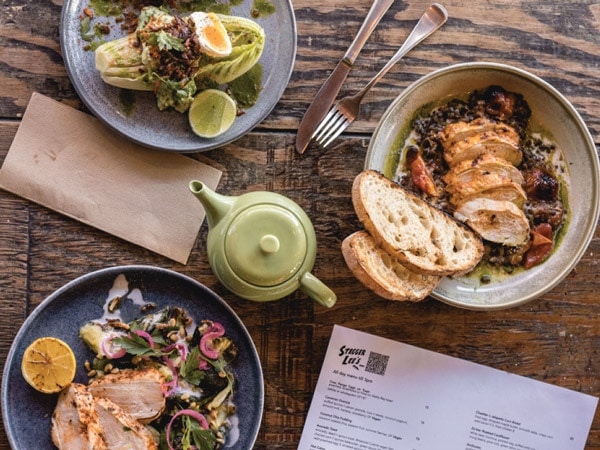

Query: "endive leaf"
<box><xmin>194</xmin><ymin>14</ymin><xmax>265</xmax><ymax>85</ymax></box>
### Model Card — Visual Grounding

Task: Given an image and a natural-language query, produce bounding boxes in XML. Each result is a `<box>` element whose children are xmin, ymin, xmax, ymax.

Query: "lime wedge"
<box><xmin>189</xmin><ymin>89</ymin><xmax>237</xmax><ymax>138</ymax></box>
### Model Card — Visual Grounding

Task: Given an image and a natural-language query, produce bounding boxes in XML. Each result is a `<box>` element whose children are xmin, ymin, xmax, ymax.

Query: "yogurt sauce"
<box><xmin>98</xmin><ymin>274</ymin><xmax>151</xmax><ymax>321</ymax></box>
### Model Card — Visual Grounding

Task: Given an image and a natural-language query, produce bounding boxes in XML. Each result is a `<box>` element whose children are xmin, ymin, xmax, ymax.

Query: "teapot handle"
<box><xmin>300</xmin><ymin>272</ymin><xmax>337</xmax><ymax>308</ymax></box>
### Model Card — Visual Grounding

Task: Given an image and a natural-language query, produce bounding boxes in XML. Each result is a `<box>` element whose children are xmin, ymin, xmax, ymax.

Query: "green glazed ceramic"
<box><xmin>190</xmin><ymin>181</ymin><xmax>336</xmax><ymax>307</ymax></box>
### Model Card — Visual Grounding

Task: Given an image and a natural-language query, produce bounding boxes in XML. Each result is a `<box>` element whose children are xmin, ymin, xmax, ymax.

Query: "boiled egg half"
<box><xmin>190</xmin><ymin>12</ymin><xmax>233</xmax><ymax>58</ymax></box>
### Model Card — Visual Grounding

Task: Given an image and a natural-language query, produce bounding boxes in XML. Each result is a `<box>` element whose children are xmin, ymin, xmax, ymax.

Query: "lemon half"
<box><xmin>21</xmin><ymin>337</ymin><xmax>76</xmax><ymax>394</ymax></box>
<box><xmin>189</xmin><ymin>89</ymin><xmax>237</xmax><ymax>139</ymax></box>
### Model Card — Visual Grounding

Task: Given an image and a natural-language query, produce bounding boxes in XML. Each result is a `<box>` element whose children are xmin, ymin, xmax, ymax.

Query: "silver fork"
<box><xmin>312</xmin><ymin>3</ymin><xmax>448</xmax><ymax>148</ymax></box>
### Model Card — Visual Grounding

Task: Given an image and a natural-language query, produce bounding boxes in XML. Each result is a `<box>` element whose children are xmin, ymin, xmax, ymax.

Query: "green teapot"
<box><xmin>189</xmin><ymin>181</ymin><xmax>337</xmax><ymax>308</ymax></box>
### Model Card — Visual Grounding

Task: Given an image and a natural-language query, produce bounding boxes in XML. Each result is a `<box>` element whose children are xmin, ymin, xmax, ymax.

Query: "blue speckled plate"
<box><xmin>2</xmin><ymin>266</ymin><xmax>264</xmax><ymax>449</ymax></box>
<box><xmin>60</xmin><ymin>1</ymin><xmax>296</xmax><ymax>152</ymax></box>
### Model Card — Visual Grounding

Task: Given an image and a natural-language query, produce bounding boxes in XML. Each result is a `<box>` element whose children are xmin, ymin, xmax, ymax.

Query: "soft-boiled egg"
<box><xmin>190</xmin><ymin>12</ymin><xmax>233</xmax><ymax>58</ymax></box>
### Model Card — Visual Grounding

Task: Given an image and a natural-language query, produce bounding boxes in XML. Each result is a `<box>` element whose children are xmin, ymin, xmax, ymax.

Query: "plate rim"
<box><xmin>1</xmin><ymin>264</ymin><xmax>265</xmax><ymax>449</ymax></box>
<box><xmin>365</xmin><ymin>61</ymin><xmax>600</xmax><ymax>311</ymax></box>
<box><xmin>59</xmin><ymin>0</ymin><xmax>297</xmax><ymax>153</ymax></box>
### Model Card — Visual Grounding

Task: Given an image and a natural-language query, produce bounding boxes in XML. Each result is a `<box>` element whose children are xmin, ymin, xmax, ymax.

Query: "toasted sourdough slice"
<box><xmin>352</xmin><ymin>170</ymin><xmax>484</xmax><ymax>276</ymax></box>
<box><xmin>342</xmin><ymin>231</ymin><xmax>441</xmax><ymax>301</ymax></box>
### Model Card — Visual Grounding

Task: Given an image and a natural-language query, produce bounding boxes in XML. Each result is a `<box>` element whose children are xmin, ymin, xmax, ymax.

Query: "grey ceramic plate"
<box><xmin>60</xmin><ymin>1</ymin><xmax>296</xmax><ymax>152</ymax></box>
<box><xmin>366</xmin><ymin>62</ymin><xmax>600</xmax><ymax>310</ymax></box>
<box><xmin>1</xmin><ymin>266</ymin><xmax>264</xmax><ymax>449</ymax></box>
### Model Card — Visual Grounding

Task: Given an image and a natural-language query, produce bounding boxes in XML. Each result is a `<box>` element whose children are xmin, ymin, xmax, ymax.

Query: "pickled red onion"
<box><xmin>162</xmin><ymin>342</ymin><xmax>188</xmax><ymax>362</ymax></box>
<box><xmin>132</xmin><ymin>329</ymin><xmax>155</xmax><ymax>348</ymax></box>
<box><xmin>198</xmin><ymin>359</ymin><xmax>210</xmax><ymax>370</ymax></box>
<box><xmin>100</xmin><ymin>335</ymin><xmax>126</xmax><ymax>359</ymax></box>
<box><xmin>166</xmin><ymin>409</ymin><xmax>209</xmax><ymax>450</ymax></box>
<box><xmin>199</xmin><ymin>322</ymin><xmax>224</xmax><ymax>359</ymax></box>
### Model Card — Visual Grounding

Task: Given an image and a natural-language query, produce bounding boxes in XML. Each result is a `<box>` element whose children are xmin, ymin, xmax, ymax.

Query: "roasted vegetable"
<box><xmin>95</xmin><ymin>6</ymin><xmax>265</xmax><ymax>112</ymax></box>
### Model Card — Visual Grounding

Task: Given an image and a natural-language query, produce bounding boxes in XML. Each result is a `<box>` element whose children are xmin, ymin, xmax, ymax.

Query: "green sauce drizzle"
<box><xmin>88</xmin><ymin>0</ymin><xmax>123</xmax><ymax>16</ymax></box>
<box><xmin>118</xmin><ymin>89</ymin><xmax>136</xmax><ymax>116</ymax></box>
<box><xmin>251</xmin><ymin>0</ymin><xmax>276</xmax><ymax>17</ymax></box>
<box><xmin>229</xmin><ymin>64</ymin><xmax>263</xmax><ymax>109</ymax></box>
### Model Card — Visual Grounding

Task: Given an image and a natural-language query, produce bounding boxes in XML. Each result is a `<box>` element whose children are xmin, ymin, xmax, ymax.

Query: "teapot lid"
<box><xmin>224</xmin><ymin>204</ymin><xmax>309</xmax><ymax>287</ymax></box>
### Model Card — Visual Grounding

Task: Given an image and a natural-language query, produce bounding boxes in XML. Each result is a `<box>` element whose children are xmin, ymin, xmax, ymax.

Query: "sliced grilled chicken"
<box><xmin>94</xmin><ymin>396</ymin><xmax>158</xmax><ymax>449</ymax></box>
<box><xmin>438</xmin><ymin>118</ymin><xmax>504</xmax><ymax>144</ymax></box>
<box><xmin>87</xmin><ymin>367</ymin><xmax>166</xmax><ymax>424</ymax></box>
<box><xmin>443</xmin><ymin>153</ymin><xmax>524</xmax><ymax>186</ymax></box>
<box><xmin>445</xmin><ymin>172</ymin><xmax>527</xmax><ymax>208</ymax></box>
<box><xmin>444</xmin><ymin>133</ymin><xmax>522</xmax><ymax>167</ymax></box>
<box><xmin>454</xmin><ymin>198</ymin><xmax>530</xmax><ymax>246</ymax></box>
<box><xmin>440</xmin><ymin>119</ymin><xmax>522</xmax><ymax>167</ymax></box>
<box><xmin>51</xmin><ymin>384</ymin><xmax>108</xmax><ymax>450</ymax></box>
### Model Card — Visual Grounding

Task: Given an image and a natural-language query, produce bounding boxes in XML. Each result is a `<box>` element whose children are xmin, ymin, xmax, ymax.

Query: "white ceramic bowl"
<box><xmin>365</xmin><ymin>62</ymin><xmax>599</xmax><ymax>310</ymax></box>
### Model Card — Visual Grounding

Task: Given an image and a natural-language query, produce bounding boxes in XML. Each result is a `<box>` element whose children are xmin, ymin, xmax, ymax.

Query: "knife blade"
<box><xmin>295</xmin><ymin>0</ymin><xmax>395</xmax><ymax>154</ymax></box>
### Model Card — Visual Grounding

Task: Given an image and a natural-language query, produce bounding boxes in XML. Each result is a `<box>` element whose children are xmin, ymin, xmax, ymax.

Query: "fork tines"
<box><xmin>311</xmin><ymin>106</ymin><xmax>351</xmax><ymax>148</ymax></box>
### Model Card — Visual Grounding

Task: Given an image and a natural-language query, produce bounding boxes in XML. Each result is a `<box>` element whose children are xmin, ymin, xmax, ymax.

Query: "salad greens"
<box><xmin>95</xmin><ymin>6</ymin><xmax>265</xmax><ymax>112</ymax></box>
<box><xmin>80</xmin><ymin>306</ymin><xmax>237</xmax><ymax>450</ymax></box>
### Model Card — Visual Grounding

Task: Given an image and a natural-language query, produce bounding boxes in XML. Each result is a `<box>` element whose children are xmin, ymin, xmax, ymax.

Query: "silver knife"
<box><xmin>295</xmin><ymin>0</ymin><xmax>395</xmax><ymax>154</ymax></box>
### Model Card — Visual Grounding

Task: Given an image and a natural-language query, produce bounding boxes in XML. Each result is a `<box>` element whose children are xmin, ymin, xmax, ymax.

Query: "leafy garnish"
<box><xmin>113</xmin><ymin>332</ymin><xmax>161</xmax><ymax>357</ymax></box>
<box><xmin>159</xmin><ymin>410</ymin><xmax>217</xmax><ymax>450</ymax></box>
<box><xmin>151</xmin><ymin>30</ymin><xmax>185</xmax><ymax>52</ymax></box>
<box><xmin>189</xmin><ymin>418</ymin><xmax>217</xmax><ymax>450</ymax></box>
<box><xmin>80</xmin><ymin>17</ymin><xmax>95</xmax><ymax>42</ymax></box>
<box><xmin>179</xmin><ymin>347</ymin><xmax>206</xmax><ymax>386</ymax></box>
<box><xmin>129</xmin><ymin>322</ymin><xmax>169</xmax><ymax>347</ymax></box>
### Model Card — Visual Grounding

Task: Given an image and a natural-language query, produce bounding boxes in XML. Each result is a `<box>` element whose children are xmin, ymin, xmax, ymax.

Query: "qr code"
<box><xmin>365</xmin><ymin>351</ymin><xmax>389</xmax><ymax>376</ymax></box>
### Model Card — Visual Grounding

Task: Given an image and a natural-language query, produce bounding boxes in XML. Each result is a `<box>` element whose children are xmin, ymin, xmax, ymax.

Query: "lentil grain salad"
<box><xmin>391</xmin><ymin>85</ymin><xmax>569</xmax><ymax>283</ymax></box>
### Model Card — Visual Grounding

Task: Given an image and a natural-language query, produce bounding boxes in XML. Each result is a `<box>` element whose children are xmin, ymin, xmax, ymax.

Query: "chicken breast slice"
<box><xmin>454</xmin><ymin>198</ymin><xmax>530</xmax><ymax>246</ymax></box>
<box><xmin>440</xmin><ymin>119</ymin><xmax>522</xmax><ymax>167</ymax></box>
<box><xmin>443</xmin><ymin>154</ymin><xmax>524</xmax><ymax>186</ymax></box>
<box><xmin>94</xmin><ymin>396</ymin><xmax>158</xmax><ymax>450</ymax></box>
<box><xmin>438</xmin><ymin>118</ymin><xmax>511</xmax><ymax>146</ymax></box>
<box><xmin>446</xmin><ymin>172</ymin><xmax>527</xmax><ymax>208</ymax></box>
<box><xmin>51</xmin><ymin>384</ymin><xmax>108</xmax><ymax>450</ymax></box>
<box><xmin>87</xmin><ymin>367</ymin><xmax>166</xmax><ymax>424</ymax></box>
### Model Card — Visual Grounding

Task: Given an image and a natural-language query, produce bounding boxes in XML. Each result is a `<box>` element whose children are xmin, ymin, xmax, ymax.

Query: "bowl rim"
<box><xmin>365</xmin><ymin>61</ymin><xmax>600</xmax><ymax>310</ymax></box>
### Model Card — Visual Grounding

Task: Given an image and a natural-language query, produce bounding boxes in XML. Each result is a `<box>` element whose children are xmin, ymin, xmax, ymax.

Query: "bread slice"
<box><xmin>352</xmin><ymin>170</ymin><xmax>484</xmax><ymax>276</ymax></box>
<box><xmin>342</xmin><ymin>231</ymin><xmax>441</xmax><ymax>301</ymax></box>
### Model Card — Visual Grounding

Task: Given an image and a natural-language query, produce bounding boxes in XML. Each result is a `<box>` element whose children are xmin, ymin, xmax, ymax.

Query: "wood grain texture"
<box><xmin>1</xmin><ymin>0</ymin><xmax>600</xmax><ymax>449</ymax></box>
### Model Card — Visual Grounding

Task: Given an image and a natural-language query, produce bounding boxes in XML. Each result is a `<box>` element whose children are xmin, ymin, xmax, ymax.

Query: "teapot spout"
<box><xmin>189</xmin><ymin>181</ymin><xmax>235</xmax><ymax>229</ymax></box>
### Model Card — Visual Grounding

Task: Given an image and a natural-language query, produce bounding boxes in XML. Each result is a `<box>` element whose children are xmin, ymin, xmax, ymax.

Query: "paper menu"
<box><xmin>298</xmin><ymin>326</ymin><xmax>598</xmax><ymax>450</ymax></box>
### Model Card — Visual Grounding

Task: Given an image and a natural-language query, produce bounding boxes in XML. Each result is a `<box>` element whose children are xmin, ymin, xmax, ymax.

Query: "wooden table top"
<box><xmin>1</xmin><ymin>0</ymin><xmax>600</xmax><ymax>448</ymax></box>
